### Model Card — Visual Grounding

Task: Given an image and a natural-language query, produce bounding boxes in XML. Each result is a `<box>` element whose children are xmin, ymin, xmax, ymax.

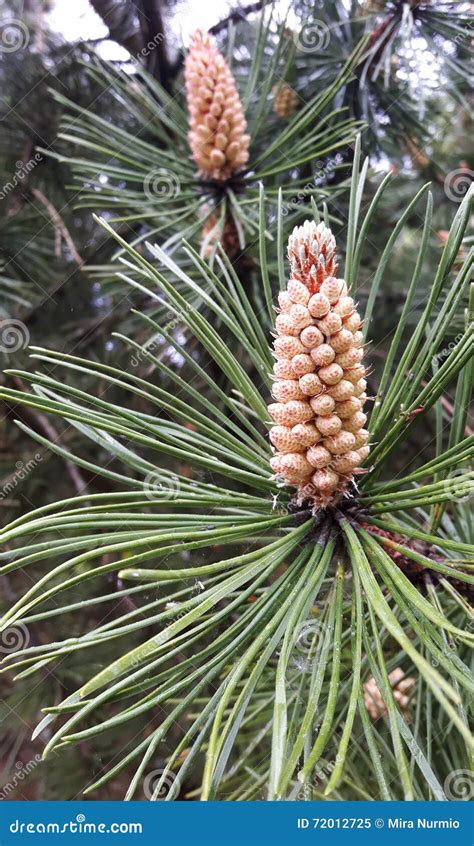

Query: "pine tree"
<box><xmin>1</xmin><ymin>159</ymin><xmax>472</xmax><ymax>799</ymax></box>
<box><xmin>0</xmin><ymin>0</ymin><xmax>472</xmax><ymax>802</ymax></box>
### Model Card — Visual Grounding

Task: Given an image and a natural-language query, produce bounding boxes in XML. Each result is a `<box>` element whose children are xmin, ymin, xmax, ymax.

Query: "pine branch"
<box><xmin>5</xmin><ymin>376</ymin><xmax>88</xmax><ymax>496</ymax></box>
<box><xmin>209</xmin><ymin>1</ymin><xmax>266</xmax><ymax>35</ymax></box>
<box><xmin>88</xmin><ymin>0</ymin><xmax>145</xmax><ymax>57</ymax></box>
<box><xmin>28</xmin><ymin>189</ymin><xmax>84</xmax><ymax>267</ymax></box>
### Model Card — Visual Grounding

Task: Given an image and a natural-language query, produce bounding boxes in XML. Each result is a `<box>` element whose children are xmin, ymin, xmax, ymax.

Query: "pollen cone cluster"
<box><xmin>268</xmin><ymin>220</ymin><xmax>370</xmax><ymax>509</ymax></box>
<box><xmin>364</xmin><ymin>669</ymin><xmax>416</xmax><ymax>720</ymax></box>
<box><xmin>273</xmin><ymin>83</ymin><xmax>298</xmax><ymax>119</ymax></box>
<box><xmin>184</xmin><ymin>30</ymin><xmax>250</xmax><ymax>181</ymax></box>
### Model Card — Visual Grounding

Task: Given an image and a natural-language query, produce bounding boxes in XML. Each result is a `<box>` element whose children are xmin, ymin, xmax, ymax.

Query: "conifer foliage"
<box><xmin>0</xmin><ymin>0</ymin><xmax>472</xmax><ymax>805</ymax></box>
<box><xmin>0</xmin><ymin>162</ymin><xmax>472</xmax><ymax>799</ymax></box>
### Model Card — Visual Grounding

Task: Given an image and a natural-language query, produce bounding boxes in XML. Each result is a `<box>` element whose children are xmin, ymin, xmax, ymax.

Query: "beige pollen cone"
<box><xmin>273</xmin><ymin>83</ymin><xmax>298</xmax><ymax>119</ymax></box>
<box><xmin>268</xmin><ymin>220</ymin><xmax>370</xmax><ymax>509</ymax></box>
<box><xmin>184</xmin><ymin>30</ymin><xmax>250</xmax><ymax>181</ymax></box>
<box><xmin>364</xmin><ymin>668</ymin><xmax>416</xmax><ymax>720</ymax></box>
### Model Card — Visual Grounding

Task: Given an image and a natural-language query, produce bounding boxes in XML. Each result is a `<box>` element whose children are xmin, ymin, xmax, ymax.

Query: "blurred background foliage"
<box><xmin>0</xmin><ymin>0</ymin><xmax>472</xmax><ymax>800</ymax></box>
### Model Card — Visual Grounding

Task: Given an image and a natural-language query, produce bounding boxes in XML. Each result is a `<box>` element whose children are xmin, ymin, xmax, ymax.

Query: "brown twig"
<box><xmin>7</xmin><ymin>376</ymin><xmax>88</xmax><ymax>496</ymax></box>
<box><xmin>209</xmin><ymin>1</ymin><xmax>265</xmax><ymax>35</ymax></box>
<box><xmin>88</xmin><ymin>0</ymin><xmax>145</xmax><ymax>57</ymax></box>
<box><xmin>29</xmin><ymin>188</ymin><xmax>84</xmax><ymax>267</ymax></box>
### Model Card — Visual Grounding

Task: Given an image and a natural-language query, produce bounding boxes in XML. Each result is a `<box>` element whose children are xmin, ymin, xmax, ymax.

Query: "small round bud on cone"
<box><xmin>344</xmin><ymin>365</ymin><xmax>366</xmax><ymax>384</ymax></box>
<box><xmin>268</xmin><ymin>400</ymin><xmax>313</xmax><ymax>426</ymax></box>
<box><xmin>335</xmin><ymin>398</ymin><xmax>362</xmax><ymax>418</ymax></box>
<box><xmin>353</xmin><ymin>378</ymin><xmax>367</xmax><ymax>396</ymax></box>
<box><xmin>273</xmin><ymin>359</ymin><xmax>297</xmax><ymax>379</ymax></box>
<box><xmin>292</xmin><ymin>423</ymin><xmax>321</xmax><ymax>447</ymax></box>
<box><xmin>272</xmin><ymin>379</ymin><xmax>305</xmax><ymax>402</ymax></box>
<box><xmin>328</xmin><ymin>380</ymin><xmax>355</xmax><ymax>401</ymax></box>
<box><xmin>310</xmin><ymin>394</ymin><xmax>335</xmax><ymax>416</ymax></box>
<box><xmin>268</xmin><ymin>219</ymin><xmax>371</xmax><ymax>508</ymax></box>
<box><xmin>292</xmin><ymin>353</ymin><xmax>315</xmax><ymax>376</ymax></box>
<box><xmin>319</xmin><ymin>363</ymin><xmax>344</xmax><ymax>386</ymax></box>
<box><xmin>315</xmin><ymin>414</ymin><xmax>342</xmax><ymax>436</ymax></box>
<box><xmin>277</xmin><ymin>453</ymin><xmax>313</xmax><ymax>483</ymax></box>
<box><xmin>299</xmin><ymin>373</ymin><xmax>323</xmax><ymax>396</ymax></box>
<box><xmin>332</xmin><ymin>451</ymin><xmax>361</xmax><ymax>474</ymax></box>
<box><xmin>274</xmin><ymin>336</ymin><xmax>306</xmax><ymax>359</ymax></box>
<box><xmin>344</xmin><ymin>411</ymin><xmax>367</xmax><ymax>433</ymax></box>
<box><xmin>308</xmin><ymin>292</ymin><xmax>330</xmax><ymax>317</ymax></box>
<box><xmin>324</xmin><ymin>431</ymin><xmax>356</xmax><ymax>455</ymax></box>
<box><xmin>330</xmin><ymin>328</ymin><xmax>354</xmax><ymax>353</ymax></box>
<box><xmin>307</xmin><ymin>445</ymin><xmax>332</xmax><ymax>469</ymax></box>
<box><xmin>320</xmin><ymin>277</ymin><xmax>345</xmax><ymax>303</ymax></box>
<box><xmin>311</xmin><ymin>344</ymin><xmax>335</xmax><ymax>367</ymax></box>
<box><xmin>344</xmin><ymin>311</ymin><xmax>362</xmax><ymax>332</ymax></box>
<box><xmin>317</xmin><ymin>312</ymin><xmax>342</xmax><ymax>336</ymax></box>
<box><xmin>185</xmin><ymin>30</ymin><xmax>250</xmax><ymax>181</ymax></box>
<box><xmin>275</xmin><ymin>314</ymin><xmax>299</xmax><ymax>336</ymax></box>
<box><xmin>300</xmin><ymin>325</ymin><xmax>324</xmax><ymax>349</ymax></box>
<box><xmin>269</xmin><ymin>426</ymin><xmax>303</xmax><ymax>453</ymax></box>
<box><xmin>312</xmin><ymin>468</ymin><xmax>339</xmax><ymax>493</ymax></box>
<box><xmin>353</xmin><ymin>429</ymin><xmax>369</xmax><ymax>448</ymax></box>
<box><xmin>335</xmin><ymin>348</ymin><xmax>363</xmax><ymax>368</ymax></box>
<box><xmin>334</xmin><ymin>296</ymin><xmax>355</xmax><ymax>317</ymax></box>
<box><xmin>290</xmin><ymin>303</ymin><xmax>312</xmax><ymax>329</ymax></box>
<box><xmin>287</xmin><ymin>279</ymin><xmax>310</xmax><ymax>304</ymax></box>
<box><xmin>278</xmin><ymin>291</ymin><xmax>293</xmax><ymax>312</ymax></box>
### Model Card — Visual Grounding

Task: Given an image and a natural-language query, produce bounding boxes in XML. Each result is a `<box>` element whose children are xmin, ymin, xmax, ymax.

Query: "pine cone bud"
<box><xmin>201</xmin><ymin>210</ymin><xmax>240</xmax><ymax>259</ymax></box>
<box><xmin>363</xmin><ymin>668</ymin><xmax>416</xmax><ymax>720</ymax></box>
<box><xmin>287</xmin><ymin>220</ymin><xmax>339</xmax><ymax>293</ymax></box>
<box><xmin>184</xmin><ymin>30</ymin><xmax>250</xmax><ymax>181</ymax></box>
<box><xmin>268</xmin><ymin>220</ymin><xmax>370</xmax><ymax>508</ymax></box>
<box><xmin>273</xmin><ymin>83</ymin><xmax>298</xmax><ymax>119</ymax></box>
